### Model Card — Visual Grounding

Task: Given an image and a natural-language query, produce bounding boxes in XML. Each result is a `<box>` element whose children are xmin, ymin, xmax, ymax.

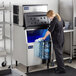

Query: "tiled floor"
<box><xmin>0</xmin><ymin>39</ymin><xmax>76</xmax><ymax>75</ymax></box>
<box><xmin>0</xmin><ymin>58</ymin><xmax>76</xmax><ymax>76</ymax></box>
<box><xmin>14</xmin><ymin>60</ymin><xmax>76</xmax><ymax>73</ymax></box>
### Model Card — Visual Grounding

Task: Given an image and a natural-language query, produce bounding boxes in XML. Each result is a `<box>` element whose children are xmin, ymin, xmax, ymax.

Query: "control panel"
<box><xmin>24</xmin><ymin>12</ymin><xmax>49</xmax><ymax>29</ymax></box>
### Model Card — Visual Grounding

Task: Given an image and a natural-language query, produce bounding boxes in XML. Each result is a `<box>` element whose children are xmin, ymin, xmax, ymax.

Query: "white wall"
<box><xmin>0</xmin><ymin>0</ymin><xmax>58</xmax><ymax>38</ymax></box>
<box><xmin>0</xmin><ymin>0</ymin><xmax>58</xmax><ymax>12</ymax></box>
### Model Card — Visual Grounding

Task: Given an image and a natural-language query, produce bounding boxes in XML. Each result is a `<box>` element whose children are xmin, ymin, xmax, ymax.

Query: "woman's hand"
<box><xmin>42</xmin><ymin>31</ymin><xmax>50</xmax><ymax>40</ymax></box>
<box><xmin>42</xmin><ymin>37</ymin><xmax>46</xmax><ymax>40</ymax></box>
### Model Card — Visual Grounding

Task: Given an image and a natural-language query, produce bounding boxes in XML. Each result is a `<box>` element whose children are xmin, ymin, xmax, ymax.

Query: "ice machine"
<box><xmin>13</xmin><ymin>5</ymin><xmax>51</xmax><ymax>72</ymax></box>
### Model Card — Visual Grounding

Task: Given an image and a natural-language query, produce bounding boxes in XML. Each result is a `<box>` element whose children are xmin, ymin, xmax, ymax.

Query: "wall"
<box><xmin>0</xmin><ymin>0</ymin><xmax>58</xmax><ymax>38</ymax></box>
<box><xmin>0</xmin><ymin>0</ymin><xmax>58</xmax><ymax>12</ymax></box>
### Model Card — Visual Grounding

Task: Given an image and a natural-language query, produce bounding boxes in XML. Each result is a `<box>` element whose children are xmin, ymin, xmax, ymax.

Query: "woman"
<box><xmin>42</xmin><ymin>10</ymin><xmax>66</xmax><ymax>74</ymax></box>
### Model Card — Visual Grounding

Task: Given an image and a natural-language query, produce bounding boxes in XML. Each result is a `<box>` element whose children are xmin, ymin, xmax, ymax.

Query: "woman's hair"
<box><xmin>47</xmin><ymin>10</ymin><xmax>61</xmax><ymax>21</ymax></box>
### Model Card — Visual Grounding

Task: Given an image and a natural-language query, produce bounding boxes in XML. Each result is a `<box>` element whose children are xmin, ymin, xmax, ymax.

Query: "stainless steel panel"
<box><xmin>59</xmin><ymin>0</ymin><xmax>73</xmax><ymax>21</ymax></box>
<box><xmin>13</xmin><ymin>26</ymin><xmax>28</xmax><ymax>66</ymax></box>
<box><xmin>13</xmin><ymin>26</ymin><xmax>42</xmax><ymax>66</ymax></box>
<box><xmin>73</xmin><ymin>0</ymin><xmax>76</xmax><ymax>45</ymax></box>
<box><xmin>23</xmin><ymin>5</ymin><xmax>47</xmax><ymax>13</ymax></box>
<box><xmin>73</xmin><ymin>27</ymin><xmax>76</xmax><ymax>45</ymax></box>
<box><xmin>59</xmin><ymin>0</ymin><xmax>76</xmax><ymax>55</ymax></box>
<box><xmin>73</xmin><ymin>0</ymin><xmax>76</xmax><ymax>27</ymax></box>
<box><xmin>73</xmin><ymin>0</ymin><xmax>76</xmax><ymax>17</ymax></box>
<box><xmin>59</xmin><ymin>0</ymin><xmax>73</xmax><ymax>28</ymax></box>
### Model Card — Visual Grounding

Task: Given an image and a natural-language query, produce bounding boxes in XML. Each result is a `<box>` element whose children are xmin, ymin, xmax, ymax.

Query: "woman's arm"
<box><xmin>42</xmin><ymin>31</ymin><xmax>51</xmax><ymax>40</ymax></box>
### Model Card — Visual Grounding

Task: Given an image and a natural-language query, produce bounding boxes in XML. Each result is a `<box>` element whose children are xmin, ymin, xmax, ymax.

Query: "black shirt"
<box><xmin>48</xmin><ymin>16</ymin><xmax>65</xmax><ymax>48</ymax></box>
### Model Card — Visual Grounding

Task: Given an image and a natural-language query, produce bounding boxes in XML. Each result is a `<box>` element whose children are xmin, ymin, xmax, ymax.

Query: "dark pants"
<box><xmin>53</xmin><ymin>44</ymin><xmax>65</xmax><ymax>70</ymax></box>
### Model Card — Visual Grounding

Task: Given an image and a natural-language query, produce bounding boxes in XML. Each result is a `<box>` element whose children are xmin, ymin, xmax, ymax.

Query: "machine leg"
<box><xmin>26</xmin><ymin>66</ymin><xmax>29</xmax><ymax>73</ymax></box>
<box><xmin>69</xmin><ymin>32</ymin><xmax>73</xmax><ymax>63</ymax></box>
<box><xmin>47</xmin><ymin>63</ymin><xmax>49</xmax><ymax>69</ymax></box>
<box><xmin>47</xmin><ymin>60</ymin><xmax>49</xmax><ymax>69</ymax></box>
<box><xmin>51</xmin><ymin>60</ymin><xmax>55</xmax><ymax>66</ymax></box>
<box><xmin>16</xmin><ymin>61</ymin><xmax>18</xmax><ymax>66</ymax></box>
<box><xmin>69</xmin><ymin>59</ymin><xmax>72</xmax><ymax>63</ymax></box>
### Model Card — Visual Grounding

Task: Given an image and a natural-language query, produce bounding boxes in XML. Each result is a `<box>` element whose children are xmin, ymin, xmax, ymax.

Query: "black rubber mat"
<box><xmin>27</xmin><ymin>66</ymin><xmax>76</xmax><ymax>76</ymax></box>
<box><xmin>0</xmin><ymin>69</ymin><xmax>21</xmax><ymax>76</ymax></box>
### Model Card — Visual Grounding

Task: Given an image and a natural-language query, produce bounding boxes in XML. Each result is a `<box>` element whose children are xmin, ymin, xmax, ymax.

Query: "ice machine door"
<box><xmin>27</xmin><ymin>29</ymin><xmax>50</xmax><ymax>43</ymax></box>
